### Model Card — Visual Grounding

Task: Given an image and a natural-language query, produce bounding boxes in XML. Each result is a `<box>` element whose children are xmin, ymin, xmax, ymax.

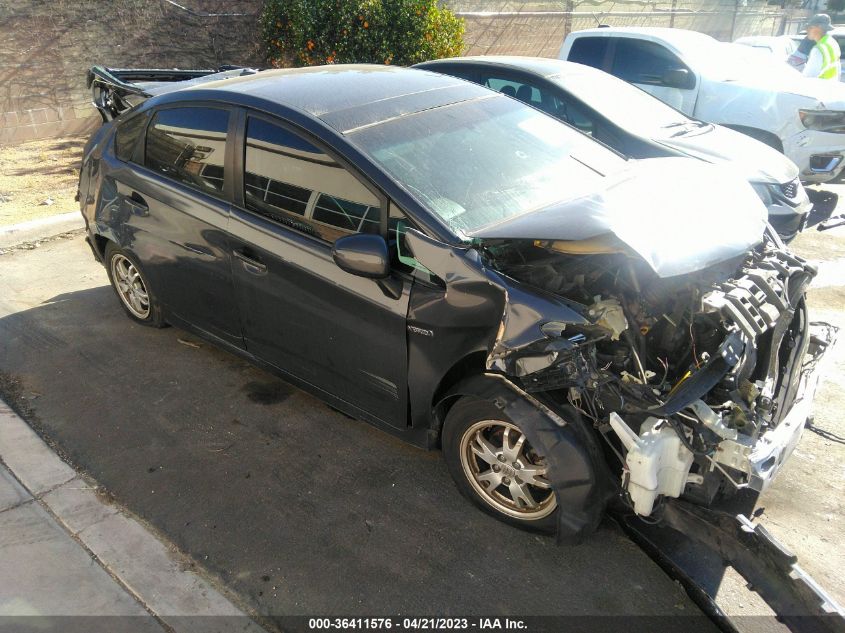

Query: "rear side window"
<box><xmin>144</xmin><ymin>107</ymin><xmax>229</xmax><ymax>199</ymax></box>
<box><xmin>114</xmin><ymin>114</ymin><xmax>146</xmax><ymax>162</ymax></box>
<box><xmin>567</xmin><ymin>37</ymin><xmax>610</xmax><ymax>69</ymax></box>
<box><xmin>434</xmin><ymin>65</ymin><xmax>476</xmax><ymax>82</ymax></box>
<box><xmin>243</xmin><ymin>116</ymin><xmax>381</xmax><ymax>243</ymax></box>
<box><xmin>611</xmin><ymin>39</ymin><xmax>688</xmax><ymax>86</ymax></box>
<box><xmin>483</xmin><ymin>75</ymin><xmax>557</xmax><ymax>116</ymax></box>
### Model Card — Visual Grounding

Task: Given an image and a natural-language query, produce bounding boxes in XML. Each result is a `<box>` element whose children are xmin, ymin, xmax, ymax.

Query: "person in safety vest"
<box><xmin>802</xmin><ymin>14</ymin><xmax>841</xmax><ymax>80</ymax></box>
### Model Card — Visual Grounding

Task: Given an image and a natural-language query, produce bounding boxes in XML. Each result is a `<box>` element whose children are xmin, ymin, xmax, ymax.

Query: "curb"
<box><xmin>0</xmin><ymin>398</ymin><xmax>265</xmax><ymax>632</ymax></box>
<box><xmin>0</xmin><ymin>212</ymin><xmax>85</xmax><ymax>248</ymax></box>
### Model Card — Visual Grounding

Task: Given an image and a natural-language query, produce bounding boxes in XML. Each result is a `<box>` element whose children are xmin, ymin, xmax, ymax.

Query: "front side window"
<box><xmin>312</xmin><ymin>194</ymin><xmax>379</xmax><ymax>234</ymax></box>
<box><xmin>243</xmin><ymin>117</ymin><xmax>381</xmax><ymax>243</ymax></box>
<box><xmin>610</xmin><ymin>39</ymin><xmax>689</xmax><ymax>87</ymax></box>
<box><xmin>388</xmin><ymin>204</ymin><xmax>436</xmax><ymax>282</ymax></box>
<box><xmin>144</xmin><ymin>107</ymin><xmax>229</xmax><ymax>198</ymax></box>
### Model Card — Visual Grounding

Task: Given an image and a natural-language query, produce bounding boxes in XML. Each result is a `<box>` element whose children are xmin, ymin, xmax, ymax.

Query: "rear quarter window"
<box><xmin>114</xmin><ymin>114</ymin><xmax>147</xmax><ymax>162</ymax></box>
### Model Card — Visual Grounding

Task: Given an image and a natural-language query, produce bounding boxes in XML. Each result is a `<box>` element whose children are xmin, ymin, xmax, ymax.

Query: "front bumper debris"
<box><xmin>767</xmin><ymin>178</ymin><xmax>812</xmax><ymax>241</ymax></box>
<box><xmin>747</xmin><ymin>322</ymin><xmax>836</xmax><ymax>490</ymax></box>
<box><xmin>618</xmin><ymin>501</ymin><xmax>845</xmax><ymax>633</ymax></box>
<box><xmin>611</xmin><ymin>321</ymin><xmax>835</xmax><ymax>516</ymax></box>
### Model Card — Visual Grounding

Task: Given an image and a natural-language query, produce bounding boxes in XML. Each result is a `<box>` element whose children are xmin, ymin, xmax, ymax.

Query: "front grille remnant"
<box><xmin>701</xmin><ymin>248</ymin><xmax>811</xmax><ymax>339</ymax></box>
<box><xmin>780</xmin><ymin>179</ymin><xmax>799</xmax><ymax>199</ymax></box>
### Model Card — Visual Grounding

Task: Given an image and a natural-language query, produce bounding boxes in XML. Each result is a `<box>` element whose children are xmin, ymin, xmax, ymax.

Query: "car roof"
<box><xmin>415</xmin><ymin>56</ymin><xmax>578</xmax><ymax>78</ymax></box>
<box><xmin>417</xmin><ymin>55</ymin><xmax>627</xmax><ymax>95</ymax></box>
<box><xmin>569</xmin><ymin>26</ymin><xmax>717</xmax><ymax>54</ymax></box>
<box><xmin>169</xmin><ymin>64</ymin><xmax>493</xmax><ymax>134</ymax></box>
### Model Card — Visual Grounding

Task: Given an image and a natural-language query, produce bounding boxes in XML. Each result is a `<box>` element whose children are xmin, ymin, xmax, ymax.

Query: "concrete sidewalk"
<box><xmin>0</xmin><ymin>212</ymin><xmax>85</xmax><ymax>249</ymax></box>
<box><xmin>0</xmin><ymin>399</ymin><xmax>264</xmax><ymax>633</ymax></box>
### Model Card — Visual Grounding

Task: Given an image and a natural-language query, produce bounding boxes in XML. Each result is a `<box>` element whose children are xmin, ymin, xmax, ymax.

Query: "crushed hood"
<box><xmin>657</xmin><ymin>124</ymin><xmax>798</xmax><ymax>185</ymax></box>
<box><xmin>467</xmin><ymin>158</ymin><xmax>768</xmax><ymax>278</ymax></box>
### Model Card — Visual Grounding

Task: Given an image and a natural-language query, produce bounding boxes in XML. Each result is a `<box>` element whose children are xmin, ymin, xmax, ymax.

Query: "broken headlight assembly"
<box><xmin>750</xmin><ymin>181</ymin><xmax>785</xmax><ymax>207</ymax></box>
<box><xmin>798</xmin><ymin>108</ymin><xmax>845</xmax><ymax>133</ymax></box>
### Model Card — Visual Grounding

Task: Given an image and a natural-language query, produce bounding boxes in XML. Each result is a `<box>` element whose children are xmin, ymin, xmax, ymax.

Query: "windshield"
<box><xmin>551</xmin><ymin>69</ymin><xmax>694</xmax><ymax>137</ymax></box>
<box><xmin>348</xmin><ymin>96</ymin><xmax>624</xmax><ymax>236</ymax></box>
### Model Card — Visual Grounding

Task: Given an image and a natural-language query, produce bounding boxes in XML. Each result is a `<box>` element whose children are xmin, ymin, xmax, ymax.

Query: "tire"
<box><xmin>442</xmin><ymin>396</ymin><xmax>558</xmax><ymax>533</ymax></box>
<box><xmin>104</xmin><ymin>243</ymin><xmax>166</xmax><ymax>328</ymax></box>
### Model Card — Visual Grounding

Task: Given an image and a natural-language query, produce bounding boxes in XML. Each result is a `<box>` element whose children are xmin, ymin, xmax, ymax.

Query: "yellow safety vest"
<box><xmin>816</xmin><ymin>34</ymin><xmax>841</xmax><ymax>80</ymax></box>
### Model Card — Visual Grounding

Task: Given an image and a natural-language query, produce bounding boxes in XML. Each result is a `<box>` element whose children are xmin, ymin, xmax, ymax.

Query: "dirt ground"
<box><xmin>0</xmin><ymin>136</ymin><xmax>86</xmax><ymax>226</ymax></box>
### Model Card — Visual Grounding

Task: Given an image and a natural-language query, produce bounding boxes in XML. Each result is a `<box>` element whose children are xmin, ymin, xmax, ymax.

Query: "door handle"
<box><xmin>233</xmin><ymin>249</ymin><xmax>268</xmax><ymax>275</ymax></box>
<box><xmin>124</xmin><ymin>192</ymin><xmax>149</xmax><ymax>216</ymax></box>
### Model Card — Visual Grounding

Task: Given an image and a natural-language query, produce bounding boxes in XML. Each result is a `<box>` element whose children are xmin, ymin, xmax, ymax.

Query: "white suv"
<box><xmin>560</xmin><ymin>27</ymin><xmax>845</xmax><ymax>184</ymax></box>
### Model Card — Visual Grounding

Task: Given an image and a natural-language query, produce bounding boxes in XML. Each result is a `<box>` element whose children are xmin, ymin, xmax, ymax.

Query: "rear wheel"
<box><xmin>442</xmin><ymin>397</ymin><xmax>558</xmax><ymax>532</ymax></box>
<box><xmin>105</xmin><ymin>243</ymin><xmax>165</xmax><ymax>327</ymax></box>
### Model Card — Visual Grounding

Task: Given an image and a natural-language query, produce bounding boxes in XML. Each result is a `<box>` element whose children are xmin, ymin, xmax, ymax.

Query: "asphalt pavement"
<box><xmin>0</xmin><ymin>234</ymin><xmax>719</xmax><ymax>630</ymax></box>
<box><xmin>0</xmin><ymin>391</ymin><xmax>263</xmax><ymax>633</ymax></box>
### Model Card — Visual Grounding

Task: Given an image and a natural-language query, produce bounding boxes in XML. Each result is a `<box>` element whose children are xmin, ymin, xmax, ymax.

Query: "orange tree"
<box><xmin>260</xmin><ymin>0</ymin><xmax>464</xmax><ymax>67</ymax></box>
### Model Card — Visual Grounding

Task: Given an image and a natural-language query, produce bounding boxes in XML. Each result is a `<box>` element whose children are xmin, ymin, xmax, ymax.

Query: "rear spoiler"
<box><xmin>87</xmin><ymin>65</ymin><xmax>258</xmax><ymax>122</ymax></box>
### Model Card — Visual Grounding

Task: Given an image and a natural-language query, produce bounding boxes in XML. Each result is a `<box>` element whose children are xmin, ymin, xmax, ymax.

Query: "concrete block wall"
<box><xmin>0</xmin><ymin>0</ymin><xmax>806</xmax><ymax>144</ymax></box>
<box><xmin>0</xmin><ymin>0</ymin><xmax>264</xmax><ymax>145</ymax></box>
<box><xmin>449</xmin><ymin>0</ymin><xmax>801</xmax><ymax>58</ymax></box>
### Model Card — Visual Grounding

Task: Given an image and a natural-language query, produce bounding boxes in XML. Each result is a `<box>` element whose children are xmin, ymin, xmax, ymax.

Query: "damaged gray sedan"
<box><xmin>79</xmin><ymin>65</ymin><xmax>833</xmax><ymax>542</ymax></box>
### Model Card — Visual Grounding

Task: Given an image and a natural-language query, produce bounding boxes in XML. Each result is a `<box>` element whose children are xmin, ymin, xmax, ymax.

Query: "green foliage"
<box><xmin>260</xmin><ymin>0</ymin><xmax>465</xmax><ymax>67</ymax></box>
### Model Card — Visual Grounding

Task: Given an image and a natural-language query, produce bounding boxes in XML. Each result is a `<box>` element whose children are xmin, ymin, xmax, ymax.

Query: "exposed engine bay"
<box><xmin>478</xmin><ymin>228</ymin><xmax>830</xmax><ymax>518</ymax></box>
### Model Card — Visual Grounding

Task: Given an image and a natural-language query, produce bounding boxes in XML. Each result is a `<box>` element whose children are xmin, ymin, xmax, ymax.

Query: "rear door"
<box><xmin>110</xmin><ymin>104</ymin><xmax>242</xmax><ymax>347</ymax></box>
<box><xmin>227</xmin><ymin>112</ymin><xmax>411</xmax><ymax>427</ymax></box>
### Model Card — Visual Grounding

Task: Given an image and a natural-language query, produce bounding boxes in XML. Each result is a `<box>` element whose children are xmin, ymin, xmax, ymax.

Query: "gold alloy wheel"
<box><xmin>111</xmin><ymin>254</ymin><xmax>151</xmax><ymax>319</ymax></box>
<box><xmin>459</xmin><ymin>419</ymin><xmax>556</xmax><ymax>520</ymax></box>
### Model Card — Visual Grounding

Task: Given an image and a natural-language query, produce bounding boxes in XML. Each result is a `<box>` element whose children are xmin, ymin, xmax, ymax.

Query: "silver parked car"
<box><xmin>416</xmin><ymin>56</ymin><xmax>813</xmax><ymax>240</ymax></box>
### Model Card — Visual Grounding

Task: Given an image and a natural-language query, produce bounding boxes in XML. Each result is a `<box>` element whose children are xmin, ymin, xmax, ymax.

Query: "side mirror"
<box><xmin>332</xmin><ymin>233</ymin><xmax>390</xmax><ymax>279</ymax></box>
<box><xmin>662</xmin><ymin>68</ymin><xmax>694</xmax><ymax>90</ymax></box>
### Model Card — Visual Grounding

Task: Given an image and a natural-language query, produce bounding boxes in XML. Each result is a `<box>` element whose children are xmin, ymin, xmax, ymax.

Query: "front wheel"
<box><xmin>442</xmin><ymin>397</ymin><xmax>558</xmax><ymax>532</ymax></box>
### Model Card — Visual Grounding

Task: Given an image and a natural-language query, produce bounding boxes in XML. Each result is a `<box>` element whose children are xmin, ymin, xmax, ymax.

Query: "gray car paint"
<box><xmin>465</xmin><ymin>157</ymin><xmax>769</xmax><ymax>278</ymax></box>
<box><xmin>78</xmin><ymin>65</ymin><xmax>777</xmax><ymax>544</ymax></box>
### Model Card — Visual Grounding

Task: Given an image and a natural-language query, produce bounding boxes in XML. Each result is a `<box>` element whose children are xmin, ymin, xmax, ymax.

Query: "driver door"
<box><xmin>227</xmin><ymin>113</ymin><xmax>411</xmax><ymax>428</ymax></box>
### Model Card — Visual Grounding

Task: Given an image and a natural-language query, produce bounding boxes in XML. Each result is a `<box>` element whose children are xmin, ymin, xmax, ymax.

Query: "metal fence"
<box><xmin>446</xmin><ymin>1</ymin><xmax>810</xmax><ymax>57</ymax></box>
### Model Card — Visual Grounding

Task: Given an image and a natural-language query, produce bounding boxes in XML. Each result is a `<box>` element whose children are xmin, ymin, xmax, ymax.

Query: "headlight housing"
<box><xmin>798</xmin><ymin>109</ymin><xmax>845</xmax><ymax>133</ymax></box>
<box><xmin>750</xmin><ymin>182</ymin><xmax>775</xmax><ymax>206</ymax></box>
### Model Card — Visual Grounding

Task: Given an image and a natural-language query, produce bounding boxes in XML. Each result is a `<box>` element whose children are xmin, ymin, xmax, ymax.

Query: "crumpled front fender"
<box><xmin>405</xmin><ymin>229</ymin><xmax>589</xmax><ymax>377</ymax></box>
<box><xmin>436</xmin><ymin>372</ymin><xmax>614</xmax><ymax>543</ymax></box>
